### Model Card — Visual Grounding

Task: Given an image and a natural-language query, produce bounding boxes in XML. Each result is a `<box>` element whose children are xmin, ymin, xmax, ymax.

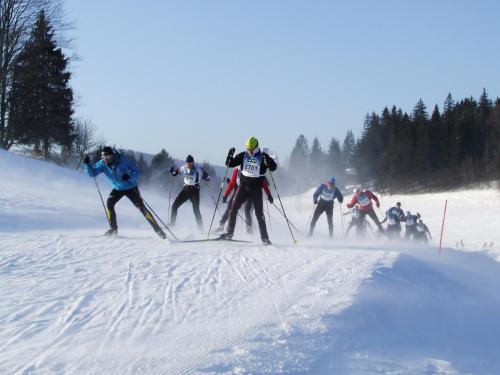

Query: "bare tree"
<box><xmin>72</xmin><ymin>117</ymin><xmax>104</xmax><ymax>169</ymax></box>
<box><xmin>0</xmin><ymin>0</ymin><xmax>70</xmax><ymax>149</ymax></box>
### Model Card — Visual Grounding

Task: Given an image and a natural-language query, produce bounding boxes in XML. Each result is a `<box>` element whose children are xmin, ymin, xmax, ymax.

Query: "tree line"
<box><xmin>354</xmin><ymin>90</ymin><xmax>500</xmax><ymax>192</ymax></box>
<box><xmin>282</xmin><ymin>90</ymin><xmax>499</xmax><ymax>195</ymax></box>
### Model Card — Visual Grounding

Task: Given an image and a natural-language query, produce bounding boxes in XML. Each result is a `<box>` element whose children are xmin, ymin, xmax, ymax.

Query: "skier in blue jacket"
<box><xmin>84</xmin><ymin>146</ymin><xmax>166</xmax><ymax>238</ymax></box>
<box><xmin>381</xmin><ymin>202</ymin><xmax>406</xmax><ymax>239</ymax></box>
<box><xmin>308</xmin><ymin>177</ymin><xmax>344</xmax><ymax>238</ymax></box>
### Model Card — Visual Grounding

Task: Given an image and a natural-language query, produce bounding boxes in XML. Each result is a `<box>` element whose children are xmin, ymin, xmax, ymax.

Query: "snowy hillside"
<box><xmin>1</xmin><ymin>150</ymin><xmax>500</xmax><ymax>375</ymax></box>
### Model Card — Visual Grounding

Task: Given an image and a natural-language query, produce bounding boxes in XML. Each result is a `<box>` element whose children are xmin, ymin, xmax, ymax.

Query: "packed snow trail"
<box><xmin>0</xmin><ymin>231</ymin><xmax>396</xmax><ymax>374</ymax></box>
<box><xmin>2</xmin><ymin>150</ymin><xmax>500</xmax><ymax>374</ymax></box>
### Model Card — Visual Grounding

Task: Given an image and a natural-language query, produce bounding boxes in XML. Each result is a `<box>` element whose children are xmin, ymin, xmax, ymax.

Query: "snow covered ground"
<box><xmin>1</xmin><ymin>150</ymin><xmax>500</xmax><ymax>375</ymax></box>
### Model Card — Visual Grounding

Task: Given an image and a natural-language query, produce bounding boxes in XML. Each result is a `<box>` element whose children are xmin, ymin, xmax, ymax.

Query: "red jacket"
<box><xmin>224</xmin><ymin>168</ymin><xmax>272</xmax><ymax>198</ymax></box>
<box><xmin>347</xmin><ymin>190</ymin><xmax>379</xmax><ymax>212</ymax></box>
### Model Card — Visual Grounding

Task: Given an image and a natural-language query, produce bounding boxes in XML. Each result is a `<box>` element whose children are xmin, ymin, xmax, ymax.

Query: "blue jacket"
<box><xmin>313</xmin><ymin>184</ymin><xmax>344</xmax><ymax>206</ymax></box>
<box><xmin>84</xmin><ymin>154</ymin><xmax>140</xmax><ymax>191</ymax></box>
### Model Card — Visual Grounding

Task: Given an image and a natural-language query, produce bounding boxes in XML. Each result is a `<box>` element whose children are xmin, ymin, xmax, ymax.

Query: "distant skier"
<box><xmin>346</xmin><ymin>188</ymin><xmax>384</xmax><ymax>233</ymax></box>
<box><xmin>414</xmin><ymin>218</ymin><xmax>431</xmax><ymax>243</ymax></box>
<box><xmin>169</xmin><ymin>155</ymin><xmax>210</xmax><ymax>230</ymax></box>
<box><xmin>344</xmin><ymin>205</ymin><xmax>372</xmax><ymax>237</ymax></box>
<box><xmin>219</xmin><ymin>137</ymin><xmax>277</xmax><ymax>245</ymax></box>
<box><xmin>381</xmin><ymin>202</ymin><xmax>405</xmax><ymax>239</ymax></box>
<box><xmin>83</xmin><ymin>146</ymin><xmax>166</xmax><ymax>238</ymax></box>
<box><xmin>308</xmin><ymin>177</ymin><xmax>343</xmax><ymax>238</ymax></box>
<box><xmin>404</xmin><ymin>211</ymin><xmax>421</xmax><ymax>241</ymax></box>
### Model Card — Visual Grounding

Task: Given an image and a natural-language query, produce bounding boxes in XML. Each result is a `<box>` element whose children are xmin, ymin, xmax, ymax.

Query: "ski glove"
<box><xmin>313</xmin><ymin>199</ymin><xmax>318</xmax><ymax>205</ymax></box>
<box><xmin>169</xmin><ymin>166</ymin><xmax>176</xmax><ymax>173</ymax></box>
<box><xmin>122</xmin><ymin>173</ymin><xmax>130</xmax><ymax>181</ymax></box>
<box><xmin>83</xmin><ymin>156</ymin><xmax>90</xmax><ymax>165</ymax></box>
<box><xmin>376</xmin><ymin>202</ymin><xmax>380</xmax><ymax>208</ymax></box>
<box><xmin>268</xmin><ymin>195</ymin><xmax>274</xmax><ymax>204</ymax></box>
<box><xmin>225</xmin><ymin>147</ymin><xmax>236</xmax><ymax>166</ymax></box>
<box><xmin>222</xmin><ymin>195</ymin><xmax>228</xmax><ymax>204</ymax></box>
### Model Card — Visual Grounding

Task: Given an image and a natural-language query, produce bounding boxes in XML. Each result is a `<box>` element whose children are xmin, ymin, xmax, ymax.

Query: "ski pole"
<box><xmin>141</xmin><ymin>196</ymin><xmax>179</xmax><ymax>242</ymax></box>
<box><xmin>204</xmin><ymin>180</ymin><xmax>223</xmax><ymax>218</ymax></box>
<box><xmin>207</xmin><ymin>157</ymin><xmax>232</xmax><ymax>238</ymax></box>
<box><xmin>272</xmin><ymin>203</ymin><xmax>303</xmax><ymax>236</ymax></box>
<box><xmin>305</xmin><ymin>205</ymin><xmax>315</xmax><ymax>232</ymax></box>
<box><xmin>266</xmin><ymin>198</ymin><xmax>272</xmax><ymax>232</ymax></box>
<box><xmin>85</xmin><ymin>162</ymin><xmax>111</xmax><ymax>226</ymax></box>
<box><xmin>267</xmin><ymin>167</ymin><xmax>297</xmax><ymax>244</ymax></box>
<box><xmin>168</xmin><ymin>174</ymin><xmax>172</xmax><ymax>221</ymax></box>
<box><xmin>339</xmin><ymin>204</ymin><xmax>345</xmax><ymax>235</ymax></box>
<box><xmin>92</xmin><ymin>175</ymin><xmax>111</xmax><ymax>226</ymax></box>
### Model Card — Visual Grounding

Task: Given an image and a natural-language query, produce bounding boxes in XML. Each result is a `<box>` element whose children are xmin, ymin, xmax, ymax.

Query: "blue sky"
<box><xmin>65</xmin><ymin>0</ymin><xmax>500</xmax><ymax>164</ymax></box>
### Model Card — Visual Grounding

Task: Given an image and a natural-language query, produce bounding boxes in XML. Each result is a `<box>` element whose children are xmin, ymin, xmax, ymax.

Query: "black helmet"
<box><xmin>101</xmin><ymin>146</ymin><xmax>114</xmax><ymax>155</ymax></box>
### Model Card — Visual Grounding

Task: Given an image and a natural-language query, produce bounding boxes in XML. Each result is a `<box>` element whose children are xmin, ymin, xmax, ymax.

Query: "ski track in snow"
<box><xmin>1</xmin><ymin>151</ymin><xmax>500</xmax><ymax>374</ymax></box>
<box><xmin>0</xmin><ymin>232</ymin><xmax>395</xmax><ymax>374</ymax></box>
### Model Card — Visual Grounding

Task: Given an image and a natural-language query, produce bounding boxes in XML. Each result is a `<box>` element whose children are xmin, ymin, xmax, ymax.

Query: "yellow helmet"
<box><xmin>245</xmin><ymin>136</ymin><xmax>259</xmax><ymax>150</ymax></box>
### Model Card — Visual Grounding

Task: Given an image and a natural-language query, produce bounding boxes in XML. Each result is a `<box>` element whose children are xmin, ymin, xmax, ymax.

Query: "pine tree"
<box><xmin>137</xmin><ymin>153</ymin><xmax>150</xmax><ymax>185</ymax></box>
<box><xmin>309</xmin><ymin>137</ymin><xmax>325</xmax><ymax>179</ymax></box>
<box><xmin>443</xmin><ymin>93</ymin><xmax>455</xmax><ymax>116</ymax></box>
<box><xmin>150</xmin><ymin>148</ymin><xmax>174</xmax><ymax>189</ymax></box>
<box><xmin>326</xmin><ymin>136</ymin><xmax>344</xmax><ymax>184</ymax></box>
<box><xmin>8</xmin><ymin>11</ymin><xmax>73</xmax><ymax>159</ymax></box>
<box><xmin>289</xmin><ymin>134</ymin><xmax>310</xmax><ymax>191</ymax></box>
<box><xmin>342</xmin><ymin>129</ymin><xmax>356</xmax><ymax>170</ymax></box>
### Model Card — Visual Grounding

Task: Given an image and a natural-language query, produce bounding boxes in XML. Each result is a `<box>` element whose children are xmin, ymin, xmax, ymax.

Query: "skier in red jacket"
<box><xmin>347</xmin><ymin>188</ymin><xmax>384</xmax><ymax>233</ymax></box>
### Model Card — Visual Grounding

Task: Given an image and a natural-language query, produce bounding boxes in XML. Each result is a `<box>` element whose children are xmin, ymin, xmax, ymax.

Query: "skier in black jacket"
<box><xmin>169</xmin><ymin>154</ymin><xmax>209</xmax><ymax>230</ymax></box>
<box><xmin>219</xmin><ymin>137</ymin><xmax>277</xmax><ymax>245</ymax></box>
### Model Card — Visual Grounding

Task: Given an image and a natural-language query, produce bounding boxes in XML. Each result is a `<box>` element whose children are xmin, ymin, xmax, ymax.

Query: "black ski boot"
<box><xmin>104</xmin><ymin>228</ymin><xmax>118</xmax><ymax>236</ymax></box>
<box><xmin>218</xmin><ymin>232</ymin><xmax>233</xmax><ymax>240</ymax></box>
<box><xmin>262</xmin><ymin>238</ymin><xmax>272</xmax><ymax>246</ymax></box>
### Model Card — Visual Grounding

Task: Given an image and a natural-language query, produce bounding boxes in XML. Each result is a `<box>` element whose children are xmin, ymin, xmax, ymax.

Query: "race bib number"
<box><xmin>358</xmin><ymin>194</ymin><xmax>371</xmax><ymax>207</ymax></box>
<box><xmin>242</xmin><ymin>158</ymin><xmax>260</xmax><ymax>177</ymax></box>
<box><xmin>184</xmin><ymin>172</ymin><xmax>196</xmax><ymax>185</ymax></box>
<box><xmin>321</xmin><ymin>191</ymin><xmax>334</xmax><ymax>201</ymax></box>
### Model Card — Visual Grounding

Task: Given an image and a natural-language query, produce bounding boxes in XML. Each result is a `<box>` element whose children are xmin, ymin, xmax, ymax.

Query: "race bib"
<box><xmin>242</xmin><ymin>158</ymin><xmax>261</xmax><ymax>178</ymax></box>
<box><xmin>183</xmin><ymin>168</ymin><xmax>197</xmax><ymax>185</ymax></box>
<box><xmin>321</xmin><ymin>190</ymin><xmax>334</xmax><ymax>201</ymax></box>
<box><xmin>352</xmin><ymin>209</ymin><xmax>361</xmax><ymax>219</ymax></box>
<box><xmin>387</xmin><ymin>217</ymin><xmax>396</xmax><ymax>225</ymax></box>
<box><xmin>358</xmin><ymin>194</ymin><xmax>371</xmax><ymax>207</ymax></box>
<box><xmin>406</xmin><ymin>218</ymin><xmax>415</xmax><ymax>225</ymax></box>
<box><xmin>417</xmin><ymin>224</ymin><xmax>425</xmax><ymax>232</ymax></box>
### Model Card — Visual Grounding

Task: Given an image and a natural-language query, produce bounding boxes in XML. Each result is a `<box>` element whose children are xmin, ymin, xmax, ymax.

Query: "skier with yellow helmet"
<box><xmin>219</xmin><ymin>137</ymin><xmax>277</xmax><ymax>245</ymax></box>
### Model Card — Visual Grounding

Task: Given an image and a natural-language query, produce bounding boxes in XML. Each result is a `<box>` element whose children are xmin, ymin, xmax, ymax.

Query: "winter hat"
<box><xmin>101</xmin><ymin>146</ymin><xmax>114</xmax><ymax>155</ymax></box>
<box><xmin>245</xmin><ymin>137</ymin><xmax>259</xmax><ymax>150</ymax></box>
<box><xmin>186</xmin><ymin>154</ymin><xmax>194</xmax><ymax>163</ymax></box>
<box><xmin>327</xmin><ymin>177</ymin><xmax>336</xmax><ymax>185</ymax></box>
